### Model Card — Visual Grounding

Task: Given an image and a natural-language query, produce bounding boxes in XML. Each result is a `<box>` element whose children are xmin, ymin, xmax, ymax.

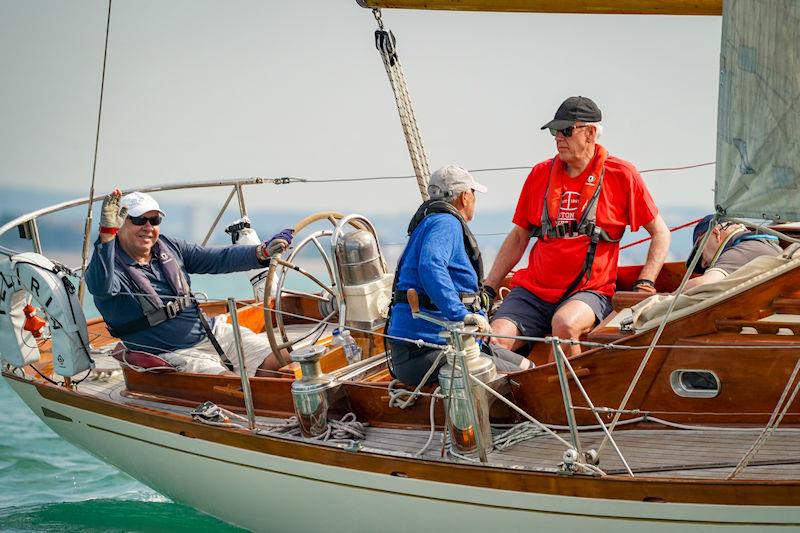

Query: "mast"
<box><xmin>356</xmin><ymin>0</ymin><xmax>722</xmax><ymax>15</ymax></box>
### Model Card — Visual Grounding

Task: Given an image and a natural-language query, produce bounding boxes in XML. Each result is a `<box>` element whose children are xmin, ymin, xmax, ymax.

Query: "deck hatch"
<box><xmin>670</xmin><ymin>369</ymin><xmax>720</xmax><ymax>398</ymax></box>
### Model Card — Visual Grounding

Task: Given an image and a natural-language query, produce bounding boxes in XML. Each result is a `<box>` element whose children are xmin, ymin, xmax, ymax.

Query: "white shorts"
<box><xmin>159</xmin><ymin>316</ymin><xmax>270</xmax><ymax>376</ymax></box>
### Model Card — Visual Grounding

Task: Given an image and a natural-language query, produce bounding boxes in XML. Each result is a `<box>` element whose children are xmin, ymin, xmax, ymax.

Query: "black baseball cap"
<box><xmin>686</xmin><ymin>214</ymin><xmax>715</xmax><ymax>274</ymax></box>
<box><xmin>541</xmin><ymin>96</ymin><xmax>602</xmax><ymax>131</ymax></box>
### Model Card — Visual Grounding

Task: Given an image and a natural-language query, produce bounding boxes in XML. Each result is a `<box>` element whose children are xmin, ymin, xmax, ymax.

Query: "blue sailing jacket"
<box><xmin>86</xmin><ymin>235</ymin><xmax>263</xmax><ymax>354</ymax></box>
<box><xmin>387</xmin><ymin>213</ymin><xmax>480</xmax><ymax>345</ymax></box>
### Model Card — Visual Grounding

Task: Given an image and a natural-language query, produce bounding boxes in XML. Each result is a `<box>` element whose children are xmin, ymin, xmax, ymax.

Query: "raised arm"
<box><xmin>85</xmin><ymin>190</ymin><xmax>127</xmax><ymax>297</ymax></box>
<box><xmin>483</xmin><ymin>225</ymin><xmax>530</xmax><ymax>291</ymax></box>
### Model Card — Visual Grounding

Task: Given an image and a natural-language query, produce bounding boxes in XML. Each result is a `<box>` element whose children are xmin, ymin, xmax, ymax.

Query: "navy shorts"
<box><xmin>492</xmin><ymin>287</ymin><xmax>612</xmax><ymax>339</ymax></box>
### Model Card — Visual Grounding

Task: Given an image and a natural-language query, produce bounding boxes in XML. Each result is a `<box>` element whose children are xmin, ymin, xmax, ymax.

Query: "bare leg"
<box><xmin>490</xmin><ymin>318</ymin><xmax>526</xmax><ymax>351</ymax></box>
<box><xmin>550</xmin><ymin>299</ymin><xmax>596</xmax><ymax>360</ymax></box>
<box><xmin>257</xmin><ymin>353</ymin><xmax>282</xmax><ymax>372</ymax></box>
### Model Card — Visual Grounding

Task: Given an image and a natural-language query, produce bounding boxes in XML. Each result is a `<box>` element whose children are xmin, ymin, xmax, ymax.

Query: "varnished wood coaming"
<box><xmin>616</xmin><ymin>261</ymin><xmax>690</xmax><ymax>293</ymax></box>
<box><xmin>7</xmin><ymin>371</ymin><xmax>800</xmax><ymax>509</ymax></box>
<box><xmin>35</xmin><ymin>264</ymin><xmax>800</xmax><ymax>431</ymax></box>
<box><xmin>511</xmin><ymin>260</ymin><xmax>800</xmax><ymax>427</ymax></box>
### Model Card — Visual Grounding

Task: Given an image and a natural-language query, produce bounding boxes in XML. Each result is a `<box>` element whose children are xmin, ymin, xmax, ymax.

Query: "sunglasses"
<box><xmin>549</xmin><ymin>124</ymin><xmax>591</xmax><ymax>137</ymax></box>
<box><xmin>128</xmin><ymin>214</ymin><xmax>162</xmax><ymax>226</ymax></box>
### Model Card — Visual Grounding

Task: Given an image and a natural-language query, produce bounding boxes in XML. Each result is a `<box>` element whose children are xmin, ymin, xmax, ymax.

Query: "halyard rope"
<box><xmin>372</xmin><ymin>9</ymin><xmax>430</xmax><ymax>200</ymax></box>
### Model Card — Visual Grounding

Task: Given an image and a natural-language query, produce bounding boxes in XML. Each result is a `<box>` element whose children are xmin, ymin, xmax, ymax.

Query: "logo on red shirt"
<box><xmin>556</xmin><ymin>191</ymin><xmax>581</xmax><ymax>224</ymax></box>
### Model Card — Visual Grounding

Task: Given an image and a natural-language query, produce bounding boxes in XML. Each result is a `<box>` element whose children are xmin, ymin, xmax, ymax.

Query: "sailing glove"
<box><xmin>100</xmin><ymin>189</ymin><xmax>127</xmax><ymax>234</ymax></box>
<box><xmin>262</xmin><ymin>228</ymin><xmax>294</xmax><ymax>258</ymax></box>
<box><xmin>464</xmin><ymin>313</ymin><xmax>492</xmax><ymax>334</ymax></box>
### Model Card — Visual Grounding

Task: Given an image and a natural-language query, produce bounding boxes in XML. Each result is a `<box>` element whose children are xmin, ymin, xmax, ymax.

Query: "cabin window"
<box><xmin>670</xmin><ymin>369</ymin><xmax>719</xmax><ymax>398</ymax></box>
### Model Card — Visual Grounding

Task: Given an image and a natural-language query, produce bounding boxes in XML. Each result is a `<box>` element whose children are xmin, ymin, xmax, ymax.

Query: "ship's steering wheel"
<box><xmin>263</xmin><ymin>211</ymin><xmax>366</xmax><ymax>366</ymax></box>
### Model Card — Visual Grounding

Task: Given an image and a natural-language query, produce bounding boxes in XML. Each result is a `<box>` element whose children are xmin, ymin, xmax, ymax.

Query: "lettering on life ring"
<box><xmin>0</xmin><ymin>253</ymin><xmax>93</xmax><ymax>377</ymax></box>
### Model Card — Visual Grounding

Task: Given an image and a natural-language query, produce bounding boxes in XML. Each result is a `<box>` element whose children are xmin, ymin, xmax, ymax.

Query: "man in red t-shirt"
<box><xmin>484</xmin><ymin>96</ymin><xmax>670</xmax><ymax>358</ymax></box>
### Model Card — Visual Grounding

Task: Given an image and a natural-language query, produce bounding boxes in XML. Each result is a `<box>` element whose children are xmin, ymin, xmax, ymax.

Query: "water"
<box><xmin>0</xmin><ymin>249</ymin><xmax>336</xmax><ymax>531</ymax></box>
<box><xmin>0</xmin><ymin>379</ymin><xmax>245</xmax><ymax>532</ymax></box>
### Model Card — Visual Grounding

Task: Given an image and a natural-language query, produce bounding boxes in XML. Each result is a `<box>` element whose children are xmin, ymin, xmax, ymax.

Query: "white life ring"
<box><xmin>0</xmin><ymin>252</ymin><xmax>93</xmax><ymax>377</ymax></box>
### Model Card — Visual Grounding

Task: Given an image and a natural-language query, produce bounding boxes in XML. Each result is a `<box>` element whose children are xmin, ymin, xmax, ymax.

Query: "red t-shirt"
<box><xmin>511</xmin><ymin>151</ymin><xmax>658</xmax><ymax>303</ymax></box>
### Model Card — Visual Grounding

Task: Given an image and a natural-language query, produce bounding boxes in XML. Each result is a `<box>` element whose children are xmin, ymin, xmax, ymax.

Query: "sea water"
<box><xmin>0</xmin><ymin>379</ymin><xmax>245</xmax><ymax>532</ymax></box>
<box><xmin>0</xmin><ymin>274</ymin><xmax>261</xmax><ymax>532</ymax></box>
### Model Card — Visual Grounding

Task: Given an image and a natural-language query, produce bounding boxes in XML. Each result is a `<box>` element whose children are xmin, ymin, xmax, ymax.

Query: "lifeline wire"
<box><xmin>282</xmin><ymin>161</ymin><xmax>715</xmax><ymax>185</ymax></box>
<box><xmin>94</xmin><ymin>289</ymin><xmax>800</xmax><ymax>352</ymax></box>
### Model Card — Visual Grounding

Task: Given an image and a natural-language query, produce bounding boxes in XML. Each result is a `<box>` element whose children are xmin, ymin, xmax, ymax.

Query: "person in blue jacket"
<box><xmin>86</xmin><ymin>189</ymin><xmax>293</xmax><ymax>376</ymax></box>
<box><xmin>386</xmin><ymin>165</ymin><xmax>532</xmax><ymax>386</ymax></box>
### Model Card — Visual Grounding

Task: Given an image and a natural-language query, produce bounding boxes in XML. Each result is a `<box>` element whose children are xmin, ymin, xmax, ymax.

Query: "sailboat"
<box><xmin>3</xmin><ymin>0</ymin><xmax>800</xmax><ymax>530</ymax></box>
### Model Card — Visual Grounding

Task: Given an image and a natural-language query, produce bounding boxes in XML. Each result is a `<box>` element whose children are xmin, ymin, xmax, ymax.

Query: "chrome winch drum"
<box><xmin>437</xmin><ymin>336</ymin><xmax>497</xmax><ymax>455</ymax></box>
<box><xmin>290</xmin><ymin>345</ymin><xmax>337</xmax><ymax>438</ymax></box>
<box><xmin>334</xmin><ymin>229</ymin><xmax>385</xmax><ymax>286</ymax></box>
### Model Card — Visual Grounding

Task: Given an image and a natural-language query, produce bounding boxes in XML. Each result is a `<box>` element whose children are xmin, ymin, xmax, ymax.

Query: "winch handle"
<box><xmin>406</xmin><ymin>289</ymin><xmax>420</xmax><ymax>314</ymax></box>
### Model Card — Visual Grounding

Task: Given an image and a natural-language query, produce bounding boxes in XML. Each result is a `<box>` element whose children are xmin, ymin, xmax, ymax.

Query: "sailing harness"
<box><xmin>702</xmin><ymin>227</ymin><xmax>780</xmax><ymax>273</ymax></box>
<box><xmin>389</xmin><ymin>200</ymin><xmax>485</xmax><ymax>314</ymax></box>
<box><xmin>531</xmin><ymin>146</ymin><xmax>620</xmax><ymax>300</ymax></box>
<box><xmin>385</xmin><ymin>200</ymin><xmax>485</xmax><ymax>377</ymax></box>
<box><xmin>108</xmin><ymin>241</ymin><xmax>231</xmax><ymax>367</ymax></box>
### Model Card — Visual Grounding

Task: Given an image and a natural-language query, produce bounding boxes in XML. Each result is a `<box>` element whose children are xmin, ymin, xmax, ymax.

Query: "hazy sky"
<box><xmin>0</xmin><ymin>0</ymin><xmax>722</xmax><ymax>216</ymax></box>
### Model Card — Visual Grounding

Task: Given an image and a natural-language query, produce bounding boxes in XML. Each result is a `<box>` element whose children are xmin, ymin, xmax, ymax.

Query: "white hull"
<box><xmin>6</xmin><ymin>376</ymin><xmax>799</xmax><ymax>532</ymax></box>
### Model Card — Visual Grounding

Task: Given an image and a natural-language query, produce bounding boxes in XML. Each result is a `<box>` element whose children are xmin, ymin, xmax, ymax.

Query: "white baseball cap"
<box><xmin>427</xmin><ymin>165</ymin><xmax>488</xmax><ymax>200</ymax></box>
<box><xmin>120</xmin><ymin>192</ymin><xmax>165</xmax><ymax>217</ymax></box>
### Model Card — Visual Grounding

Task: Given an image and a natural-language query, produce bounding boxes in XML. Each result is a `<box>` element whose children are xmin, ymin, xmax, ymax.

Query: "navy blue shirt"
<box><xmin>85</xmin><ymin>235</ymin><xmax>263</xmax><ymax>354</ymax></box>
<box><xmin>387</xmin><ymin>213</ymin><xmax>479</xmax><ymax>345</ymax></box>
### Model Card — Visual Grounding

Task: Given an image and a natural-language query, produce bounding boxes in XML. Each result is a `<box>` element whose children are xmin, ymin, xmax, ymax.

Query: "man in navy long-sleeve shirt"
<box><xmin>387</xmin><ymin>165</ymin><xmax>532</xmax><ymax>386</ymax></box>
<box><xmin>86</xmin><ymin>189</ymin><xmax>292</xmax><ymax>376</ymax></box>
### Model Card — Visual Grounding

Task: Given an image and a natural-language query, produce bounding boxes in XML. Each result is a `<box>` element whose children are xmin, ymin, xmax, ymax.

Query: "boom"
<box><xmin>356</xmin><ymin>0</ymin><xmax>722</xmax><ymax>16</ymax></box>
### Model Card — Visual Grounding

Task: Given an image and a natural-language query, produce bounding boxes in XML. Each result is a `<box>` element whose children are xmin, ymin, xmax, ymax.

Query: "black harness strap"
<box><xmin>385</xmin><ymin>200</ymin><xmax>486</xmax><ymax>376</ymax></box>
<box><xmin>197</xmin><ymin>312</ymin><xmax>234</xmax><ymax>371</ymax></box>
<box><xmin>394</xmin><ymin>290</ymin><xmax>481</xmax><ymax>313</ymax></box>
<box><xmin>108</xmin><ymin>241</ymin><xmax>193</xmax><ymax>337</ymax></box>
<box><xmin>528</xmin><ymin>167</ymin><xmax>621</xmax><ymax>301</ymax></box>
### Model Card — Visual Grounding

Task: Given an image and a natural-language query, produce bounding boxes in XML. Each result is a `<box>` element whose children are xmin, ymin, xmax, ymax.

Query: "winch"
<box><xmin>332</xmin><ymin>216</ymin><xmax>393</xmax><ymax>329</ymax></box>
<box><xmin>290</xmin><ymin>345</ymin><xmax>337</xmax><ymax>438</ymax></box>
<box><xmin>437</xmin><ymin>331</ymin><xmax>497</xmax><ymax>456</ymax></box>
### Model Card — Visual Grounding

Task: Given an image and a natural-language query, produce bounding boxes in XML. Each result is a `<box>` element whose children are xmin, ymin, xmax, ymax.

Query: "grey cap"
<box><xmin>427</xmin><ymin>165</ymin><xmax>488</xmax><ymax>200</ymax></box>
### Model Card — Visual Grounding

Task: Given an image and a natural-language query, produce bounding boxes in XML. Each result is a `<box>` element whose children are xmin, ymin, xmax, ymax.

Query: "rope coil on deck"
<box><xmin>190</xmin><ymin>401</ymin><xmax>368</xmax><ymax>444</ymax></box>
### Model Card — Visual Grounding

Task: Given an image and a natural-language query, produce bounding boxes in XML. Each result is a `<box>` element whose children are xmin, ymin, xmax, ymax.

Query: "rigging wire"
<box><xmin>286</xmin><ymin>160</ymin><xmax>715</xmax><ymax>185</ymax></box>
<box><xmin>78</xmin><ymin>0</ymin><xmax>113</xmax><ymax>304</ymax></box>
<box><xmin>619</xmin><ymin>217</ymin><xmax>703</xmax><ymax>250</ymax></box>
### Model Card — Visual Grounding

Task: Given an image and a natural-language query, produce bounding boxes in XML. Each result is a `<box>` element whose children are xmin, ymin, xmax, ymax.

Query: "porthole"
<box><xmin>670</xmin><ymin>369</ymin><xmax>720</xmax><ymax>398</ymax></box>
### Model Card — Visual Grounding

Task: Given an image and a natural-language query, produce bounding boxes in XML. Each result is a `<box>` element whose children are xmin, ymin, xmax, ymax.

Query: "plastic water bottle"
<box><xmin>332</xmin><ymin>328</ymin><xmax>362</xmax><ymax>365</ymax></box>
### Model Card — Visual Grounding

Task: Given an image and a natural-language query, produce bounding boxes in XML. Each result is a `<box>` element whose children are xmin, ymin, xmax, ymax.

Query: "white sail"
<box><xmin>715</xmin><ymin>0</ymin><xmax>800</xmax><ymax>221</ymax></box>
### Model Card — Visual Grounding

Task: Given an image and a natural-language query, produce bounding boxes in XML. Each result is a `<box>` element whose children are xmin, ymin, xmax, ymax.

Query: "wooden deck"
<box><xmin>75</xmin><ymin>364</ymin><xmax>800</xmax><ymax>482</ymax></box>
